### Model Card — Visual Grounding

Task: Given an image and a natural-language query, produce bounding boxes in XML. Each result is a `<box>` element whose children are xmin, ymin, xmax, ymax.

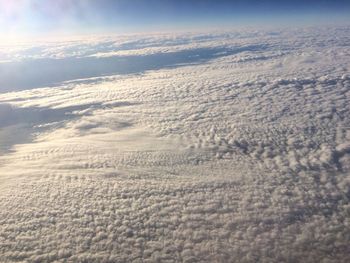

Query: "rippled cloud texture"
<box><xmin>0</xmin><ymin>26</ymin><xmax>350</xmax><ymax>262</ymax></box>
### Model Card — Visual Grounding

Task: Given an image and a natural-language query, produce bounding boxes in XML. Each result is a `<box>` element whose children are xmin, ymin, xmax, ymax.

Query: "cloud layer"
<box><xmin>0</xmin><ymin>26</ymin><xmax>349</xmax><ymax>262</ymax></box>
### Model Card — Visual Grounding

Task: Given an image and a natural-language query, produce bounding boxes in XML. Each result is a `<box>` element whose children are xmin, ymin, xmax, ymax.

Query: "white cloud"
<box><xmin>0</xmin><ymin>26</ymin><xmax>349</xmax><ymax>262</ymax></box>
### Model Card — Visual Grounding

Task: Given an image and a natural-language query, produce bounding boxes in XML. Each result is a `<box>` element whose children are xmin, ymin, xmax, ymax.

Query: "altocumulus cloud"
<box><xmin>0</xmin><ymin>26</ymin><xmax>350</xmax><ymax>262</ymax></box>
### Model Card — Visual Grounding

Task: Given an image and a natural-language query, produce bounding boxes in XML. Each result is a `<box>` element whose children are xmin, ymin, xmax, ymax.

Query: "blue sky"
<box><xmin>1</xmin><ymin>0</ymin><xmax>350</xmax><ymax>38</ymax></box>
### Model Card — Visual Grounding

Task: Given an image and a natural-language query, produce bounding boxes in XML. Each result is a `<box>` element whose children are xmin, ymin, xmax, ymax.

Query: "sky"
<box><xmin>1</xmin><ymin>0</ymin><xmax>350</xmax><ymax>39</ymax></box>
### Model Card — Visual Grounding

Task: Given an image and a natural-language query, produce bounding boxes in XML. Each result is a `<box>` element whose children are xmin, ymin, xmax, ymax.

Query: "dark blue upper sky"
<box><xmin>1</xmin><ymin>0</ymin><xmax>350</xmax><ymax>38</ymax></box>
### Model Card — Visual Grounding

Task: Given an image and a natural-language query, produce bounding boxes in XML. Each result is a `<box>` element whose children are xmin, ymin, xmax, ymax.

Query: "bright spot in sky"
<box><xmin>0</xmin><ymin>0</ymin><xmax>349</xmax><ymax>39</ymax></box>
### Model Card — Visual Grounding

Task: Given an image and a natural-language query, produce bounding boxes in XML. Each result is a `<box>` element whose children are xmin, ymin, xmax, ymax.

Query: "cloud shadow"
<box><xmin>0</xmin><ymin>45</ymin><xmax>266</xmax><ymax>93</ymax></box>
<box><xmin>0</xmin><ymin>101</ymin><xmax>135</xmax><ymax>154</ymax></box>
